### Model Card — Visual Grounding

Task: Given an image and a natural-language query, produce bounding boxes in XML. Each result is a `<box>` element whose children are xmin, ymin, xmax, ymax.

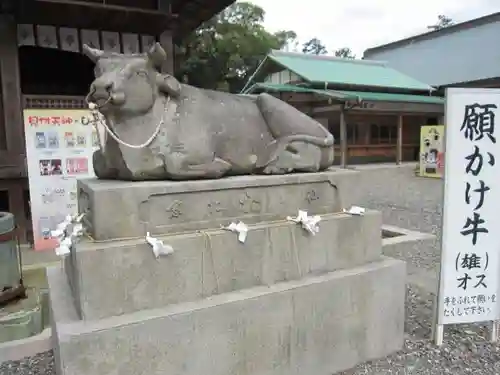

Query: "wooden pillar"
<box><xmin>159</xmin><ymin>30</ymin><xmax>174</xmax><ymax>75</ymax></box>
<box><xmin>0</xmin><ymin>16</ymin><xmax>29</xmax><ymax>243</ymax></box>
<box><xmin>396</xmin><ymin>115</ymin><xmax>403</xmax><ymax>164</ymax></box>
<box><xmin>340</xmin><ymin>110</ymin><xmax>347</xmax><ymax>168</ymax></box>
<box><xmin>0</xmin><ymin>15</ymin><xmax>24</xmax><ymax>157</ymax></box>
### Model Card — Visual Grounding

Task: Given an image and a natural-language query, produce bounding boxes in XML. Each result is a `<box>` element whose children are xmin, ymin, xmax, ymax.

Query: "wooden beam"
<box><xmin>340</xmin><ymin>110</ymin><xmax>347</xmax><ymax>168</ymax></box>
<box><xmin>17</xmin><ymin>0</ymin><xmax>173</xmax><ymax>35</ymax></box>
<box><xmin>35</xmin><ymin>0</ymin><xmax>161</xmax><ymax>15</ymax></box>
<box><xmin>0</xmin><ymin>16</ymin><xmax>25</xmax><ymax>168</ymax></box>
<box><xmin>396</xmin><ymin>115</ymin><xmax>403</xmax><ymax>165</ymax></box>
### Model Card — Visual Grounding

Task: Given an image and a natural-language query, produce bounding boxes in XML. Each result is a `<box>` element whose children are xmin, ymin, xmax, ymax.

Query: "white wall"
<box><xmin>364</xmin><ymin>20</ymin><xmax>500</xmax><ymax>86</ymax></box>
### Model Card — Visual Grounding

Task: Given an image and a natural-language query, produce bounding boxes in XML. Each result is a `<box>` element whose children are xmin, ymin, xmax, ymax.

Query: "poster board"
<box><xmin>435</xmin><ymin>88</ymin><xmax>500</xmax><ymax>344</ymax></box>
<box><xmin>419</xmin><ymin>125</ymin><xmax>444</xmax><ymax>178</ymax></box>
<box><xmin>24</xmin><ymin>109</ymin><xmax>103</xmax><ymax>251</ymax></box>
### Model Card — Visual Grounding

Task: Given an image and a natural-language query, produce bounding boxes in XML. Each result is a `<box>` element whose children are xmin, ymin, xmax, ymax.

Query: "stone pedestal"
<box><xmin>49</xmin><ymin>169</ymin><xmax>407</xmax><ymax>375</ymax></box>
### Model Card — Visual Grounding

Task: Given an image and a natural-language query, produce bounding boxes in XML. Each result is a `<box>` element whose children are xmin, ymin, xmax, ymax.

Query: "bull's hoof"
<box><xmin>262</xmin><ymin>165</ymin><xmax>290</xmax><ymax>175</ymax></box>
<box><xmin>92</xmin><ymin>150</ymin><xmax>117</xmax><ymax>179</ymax></box>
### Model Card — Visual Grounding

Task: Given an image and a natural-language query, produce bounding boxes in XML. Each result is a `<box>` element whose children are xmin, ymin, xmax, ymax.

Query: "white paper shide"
<box><xmin>438</xmin><ymin>88</ymin><xmax>500</xmax><ymax>325</ymax></box>
<box><xmin>287</xmin><ymin>210</ymin><xmax>321</xmax><ymax>235</ymax></box>
<box><xmin>222</xmin><ymin>221</ymin><xmax>248</xmax><ymax>243</ymax></box>
<box><xmin>51</xmin><ymin>213</ymin><xmax>85</xmax><ymax>256</ymax></box>
<box><xmin>145</xmin><ymin>232</ymin><xmax>174</xmax><ymax>258</ymax></box>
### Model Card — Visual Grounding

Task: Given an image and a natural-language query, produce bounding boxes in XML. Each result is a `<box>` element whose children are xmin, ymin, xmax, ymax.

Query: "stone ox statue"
<box><xmin>82</xmin><ymin>43</ymin><xmax>335</xmax><ymax>181</ymax></box>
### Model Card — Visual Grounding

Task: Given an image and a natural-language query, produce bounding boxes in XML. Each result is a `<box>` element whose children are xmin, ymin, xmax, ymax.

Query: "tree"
<box><xmin>427</xmin><ymin>15</ymin><xmax>454</xmax><ymax>31</ymax></box>
<box><xmin>175</xmin><ymin>2</ymin><xmax>297</xmax><ymax>93</ymax></box>
<box><xmin>275</xmin><ymin>30</ymin><xmax>299</xmax><ymax>52</ymax></box>
<box><xmin>334</xmin><ymin>47</ymin><xmax>355</xmax><ymax>59</ymax></box>
<box><xmin>302</xmin><ymin>38</ymin><xmax>327</xmax><ymax>55</ymax></box>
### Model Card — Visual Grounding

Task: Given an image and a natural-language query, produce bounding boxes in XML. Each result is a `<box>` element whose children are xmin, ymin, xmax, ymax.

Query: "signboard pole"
<box><xmin>491</xmin><ymin>321</ymin><xmax>498</xmax><ymax>342</ymax></box>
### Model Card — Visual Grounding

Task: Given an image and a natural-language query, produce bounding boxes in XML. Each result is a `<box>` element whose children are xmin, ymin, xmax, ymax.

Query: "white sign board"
<box><xmin>24</xmin><ymin>109</ymin><xmax>103</xmax><ymax>251</ymax></box>
<box><xmin>438</xmin><ymin>88</ymin><xmax>500</xmax><ymax>325</ymax></box>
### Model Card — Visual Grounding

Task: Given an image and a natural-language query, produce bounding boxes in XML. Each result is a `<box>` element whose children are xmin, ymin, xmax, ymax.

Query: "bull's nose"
<box><xmin>103</xmin><ymin>82</ymin><xmax>113</xmax><ymax>92</ymax></box>
<box><xmin>91</xmin><ymin>81</ymin><xmax>113</xmax><ymax>94</ymax></box>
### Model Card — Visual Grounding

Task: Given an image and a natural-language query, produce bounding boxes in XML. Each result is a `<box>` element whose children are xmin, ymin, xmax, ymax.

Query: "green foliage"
<box><xmin>175</xmin><ymin>2</ymin><xmax>297</xmax><ymax>93</ymax></box>
<box><xmin>427</xmin><ymin>15</ymin><xmax>454</xmax><ymax>31</ymax></box>
<box><xmin>302</xmin><ymin>38</ymin><xmax>327</xmax><ymax>55</ymax></box>
<box><xmin>334</xmin><ymin>47</ymin><xmax>355</xmax><ymax>59</ymax></box>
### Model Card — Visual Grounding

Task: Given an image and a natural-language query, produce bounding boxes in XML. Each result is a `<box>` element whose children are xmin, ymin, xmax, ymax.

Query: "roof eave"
<box><xmin>307</xmin><ymin>80</ymin><xmax>436</xmax><ymax>94</ymax></box>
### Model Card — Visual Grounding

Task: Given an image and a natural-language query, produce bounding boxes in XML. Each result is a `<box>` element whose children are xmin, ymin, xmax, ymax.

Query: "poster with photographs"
<box><xmin>24</xmin><ymin>109</ymin><xmax>104</xmax><ymax>251</ymax></box>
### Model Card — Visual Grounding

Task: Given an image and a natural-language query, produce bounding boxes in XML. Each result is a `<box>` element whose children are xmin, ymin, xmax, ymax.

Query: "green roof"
<box><xmin>242</xmin><ymin>50</ymin><xmax>435</xmax><ymax>93</ymax></box>
<box><xmin>243</xmin><ymin>83</ymin><xmax>444</xmax><ymax>105</ymax></box>
<box><xmin>242</xmin><ymin>83</ymin><xmax>345</xmax><ymax>99</ymax></box>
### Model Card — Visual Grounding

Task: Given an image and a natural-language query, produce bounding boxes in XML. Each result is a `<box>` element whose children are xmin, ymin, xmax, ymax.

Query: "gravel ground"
<box><xmin>339</xmin><ymin>285</ymin><xmax>500</xmax><ymax>375</ymax></box>
<box><xmin>0</xmin><ymin>352</ymin><xmax>54</xmax><ymax>375</ymax></box>
<box><xmin>2</xmin><ymin>164</ymin><xmax>500</xmax><ymax>374</ymax></box>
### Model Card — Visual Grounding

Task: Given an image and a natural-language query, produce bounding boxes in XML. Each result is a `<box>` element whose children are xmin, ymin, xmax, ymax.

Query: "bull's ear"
<box><xmin>147</xmin><ymin>42</ymin><xmax>167</xmax><ymax>70</ymax></box>
<box><xmin>156</xmin><ymin>74</ymin><xmax>181</xmax><ymax>98</ymax></box>
<box><xmin>82</xmin><ymin>44</ymin><xmax>104</xmax><ymax>63</ymax></box>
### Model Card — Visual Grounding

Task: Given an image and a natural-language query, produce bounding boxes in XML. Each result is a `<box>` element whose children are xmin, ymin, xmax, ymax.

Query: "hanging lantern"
<box><xmin>0</xmin><ymin>212</ymin><xmax>26</xmax><ymax>306</ymax></box>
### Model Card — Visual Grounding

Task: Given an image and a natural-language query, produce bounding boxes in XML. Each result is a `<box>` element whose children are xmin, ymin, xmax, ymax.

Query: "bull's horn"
<box><xmin>82</xmin><ymin>44</ymin><xmax>104</xmax><ymax>62</ymax></box>
<box><xmin>147</xmin><ymin>42</ymin><xmax>167</xmax><ymax>69</ymax></box>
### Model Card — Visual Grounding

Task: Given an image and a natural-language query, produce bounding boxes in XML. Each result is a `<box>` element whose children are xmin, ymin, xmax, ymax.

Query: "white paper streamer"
<box><xmin>146</xmin><ymin>232</ymin><xmax>174</xmax><ymax>258</ymax></box>
<box><xmin>51</xmin><ymin>213</ymin><xmax>85</xmax><ymax>256</ymax></box>
<box><xmin>342</xmin><ymin>206</ymin><xmax>366</xmax><ymax>216</ymax></box>
<box><xmin>222</xmin><ymin>221</ymin><xmax>248</xmax><ymax>243</ymax></box>
<box><xmin>287</xmin><ymin>210</ymin><xmax>321</xmax><ymax>235</ymax></box>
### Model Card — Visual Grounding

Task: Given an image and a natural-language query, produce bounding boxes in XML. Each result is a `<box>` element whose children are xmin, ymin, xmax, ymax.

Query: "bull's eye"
<box><xmin>136</xmin><ymin>71</ymin><xmax>148</xmax><ymax>78</ymax></box>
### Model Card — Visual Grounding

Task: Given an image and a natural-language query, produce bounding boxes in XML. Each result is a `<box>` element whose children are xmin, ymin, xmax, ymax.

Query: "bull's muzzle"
<box><xmin>87</xmin><ymin>81</ymin><xmax>125</xmax><ymax>108</ymax></box>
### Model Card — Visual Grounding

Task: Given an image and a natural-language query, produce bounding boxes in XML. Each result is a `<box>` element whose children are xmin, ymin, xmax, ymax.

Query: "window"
<box><xmin>346</xmin><ymin>123</ymin><xmax>358</xmax><ymax>144</ymax></box>
<box><xmin>329</xmin><ymin>122</ymin><xmax>360</xmax><ymax>144</ymax></box>
<box><xmin>370</xmin><ymin>124</ymin><xmax>397</xmax><ymax>144</ymax></box>
<box><xmin>330</xmin><ymin>124</ymin><xmax>340</xmax><ymax>144</ymax></box>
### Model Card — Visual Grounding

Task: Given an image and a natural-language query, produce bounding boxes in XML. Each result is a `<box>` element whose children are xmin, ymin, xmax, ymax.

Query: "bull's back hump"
<box><xmin>177</xmin><ymin>84</ymin><xmax>268</xmax><ymax>132</ymax></box>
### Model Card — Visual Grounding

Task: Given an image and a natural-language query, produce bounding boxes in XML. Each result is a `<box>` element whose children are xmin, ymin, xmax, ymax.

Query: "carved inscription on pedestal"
<box><xmin>207</xmin><ymin>200</ymin><xmax>226</xmax><ymax>215</ymax></box>
<box><xmin>137</xmin><ymin>180</ymin><xmax>340</xmax><ymax>235</ymax></box>
<box><xmin>165</xmin><ymin>200</ymin><xmax>182</xmax><ymax>219</ymax></box>
<box><xmin>239</xmin><ymin>191</ymin><xmax>262</xmax><ymax>214</ymax></box>
<box><xmin>305</xmin><ymin>189</ymin><xmax>320</xmax><ymax>204</ymax></box>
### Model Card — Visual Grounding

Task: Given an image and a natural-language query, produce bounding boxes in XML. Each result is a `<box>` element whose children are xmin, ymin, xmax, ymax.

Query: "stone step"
<box><xmin>49</xmin><ymin>257</ymin><xmax>406</xmax><ymax>375</ymax></box>
<box><xmin>0</xmin><ymin>289</ymin><xmax>44</xmax><ymax>344</ymax></box>
<box><xmin>66</xmin><ymin>211</ymin><xmax>382</xmax><ymax>320</ymax></box>
<box><xmin>78</xmin><ymin>168</ymin><xmax>361</xmax><ymax>241</ymax></box>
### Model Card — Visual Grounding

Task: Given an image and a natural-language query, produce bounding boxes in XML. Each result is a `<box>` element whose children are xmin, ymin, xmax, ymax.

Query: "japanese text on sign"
<box><xmin>438</xmin><ymin>89</ymin><xmax>500</xmax><ymax>325</ymax></box>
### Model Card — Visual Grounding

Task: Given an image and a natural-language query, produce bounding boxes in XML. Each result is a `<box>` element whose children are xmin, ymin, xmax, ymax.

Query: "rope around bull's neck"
<box><xmin>87</xmin><ymin>96</ymin><xmax>170</xmax><ymax>150</ymax></box>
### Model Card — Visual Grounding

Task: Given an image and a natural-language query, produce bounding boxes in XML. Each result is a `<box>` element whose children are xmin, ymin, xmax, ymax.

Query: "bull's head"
<box><xmin>82</xmin><ymin>42</ymin><xmax>181</xmax><ymax>114</ymax></box>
